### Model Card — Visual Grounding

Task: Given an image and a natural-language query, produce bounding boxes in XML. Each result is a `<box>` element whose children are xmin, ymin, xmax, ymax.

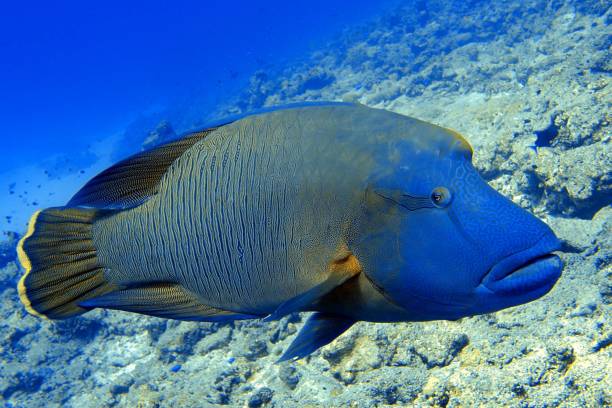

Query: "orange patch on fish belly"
<box><xmin>330</xmin><ymin>243</ymin><xmax>362</xmax><ymax>277</ymax></box>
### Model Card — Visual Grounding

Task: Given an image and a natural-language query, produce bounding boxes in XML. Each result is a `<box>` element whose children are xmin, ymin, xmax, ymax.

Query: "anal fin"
<box><xmin>80</xmin><ymin>283</ymin><xmax>258</xmax><ymax>322</ymax></box>
<box><xmin>277</xmin><ymin>313</ymin><xmax>355</xmax><ymax>363</ymax></box>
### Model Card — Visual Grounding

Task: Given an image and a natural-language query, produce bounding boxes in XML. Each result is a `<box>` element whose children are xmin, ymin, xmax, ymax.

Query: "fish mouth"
<box><xmin>481</xmin><ymin>233</ymin><xmax>563</xmax><ymax>295</ymax></box>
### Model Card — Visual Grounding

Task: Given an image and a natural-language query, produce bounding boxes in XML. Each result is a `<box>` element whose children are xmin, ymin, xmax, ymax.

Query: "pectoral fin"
<box><xmin>264</xmin><ymin>252</ymin><xmax>361</xmax><ymax>321</ymax></box>
<box><xmin>277</xmin><ymin>312</ymin><xmax>355</xmax><ymax>362</ymax></box>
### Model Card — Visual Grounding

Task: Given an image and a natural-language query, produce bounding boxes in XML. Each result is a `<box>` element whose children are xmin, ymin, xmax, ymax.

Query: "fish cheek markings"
<box><xmin>447</xmin><ymin>160</ymin><xmax>481</xmax><ymax>247</ymax></box>
<box><xmin>357</xmin><ymin>187</ymin><xmax>416</xmax><ymax>290</ymax></box>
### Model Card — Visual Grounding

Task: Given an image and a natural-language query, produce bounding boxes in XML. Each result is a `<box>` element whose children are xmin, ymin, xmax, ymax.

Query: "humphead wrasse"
<box><xmin>17</xmin><ymin>103</ymin><xmax>563</xmax><ymax>361</ymax></box>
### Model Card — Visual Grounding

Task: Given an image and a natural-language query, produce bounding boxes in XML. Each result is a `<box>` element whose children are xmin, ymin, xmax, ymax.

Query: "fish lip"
<box><xmin>481</xmin><ymin>232</ymin><xmax>563</xmax><ymax>290</ymax></box>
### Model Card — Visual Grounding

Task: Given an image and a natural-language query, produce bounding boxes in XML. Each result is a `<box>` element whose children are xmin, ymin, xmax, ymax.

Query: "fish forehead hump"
<box><xmin>216</xmin><ymin>103</ymin><xmax>471</xmax><ymax>163</ymax></box>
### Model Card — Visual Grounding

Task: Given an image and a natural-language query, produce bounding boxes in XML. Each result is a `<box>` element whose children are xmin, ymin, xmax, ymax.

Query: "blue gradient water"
<box><xmin>0</xmin><ymin>0</ymin><xmax>397</xmax><ymax>172</ymax></box>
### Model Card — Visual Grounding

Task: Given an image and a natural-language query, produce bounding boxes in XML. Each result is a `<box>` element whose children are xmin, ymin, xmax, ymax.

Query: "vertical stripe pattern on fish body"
<box><xmin>93</xmin><ymin>107</ymin><xmax>372</xmax><ymax>315</ymax></box>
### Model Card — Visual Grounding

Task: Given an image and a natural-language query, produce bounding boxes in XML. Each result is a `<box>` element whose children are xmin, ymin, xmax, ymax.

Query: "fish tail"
<box><xmin>17</xmin><ymin>207</ymin><xmax>119</xmax><ymax>319</ymax></box>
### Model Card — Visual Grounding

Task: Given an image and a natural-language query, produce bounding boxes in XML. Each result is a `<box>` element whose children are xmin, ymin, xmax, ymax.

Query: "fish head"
<box><xmin>353</xmin><ymin>123</ymin><xmax>563</xmax><ymax>321</ymax></box>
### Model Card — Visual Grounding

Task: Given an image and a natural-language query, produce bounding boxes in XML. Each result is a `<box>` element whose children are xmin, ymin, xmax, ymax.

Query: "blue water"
<box><xmin>0</xmin><ymin>0</ymin><xmax>397</xmax><ymax>173</ymax></box>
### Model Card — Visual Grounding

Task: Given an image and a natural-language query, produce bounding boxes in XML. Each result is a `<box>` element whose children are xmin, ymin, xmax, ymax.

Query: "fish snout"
<box><xmin>481</xmin><ymin>232</ymin><xmax>563</xmax><ymax>295</ymax></box>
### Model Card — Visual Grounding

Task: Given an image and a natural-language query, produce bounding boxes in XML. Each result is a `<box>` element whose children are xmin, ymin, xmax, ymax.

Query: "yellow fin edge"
<box><xmin>443</xmin><ymin>126</ymin><xmax>474</xmax><ymax>155</ymax></box>
<box><xmin>17</xmin><ymin>209</ymin><xmax>49</xmax><ymax>319</ymax></box>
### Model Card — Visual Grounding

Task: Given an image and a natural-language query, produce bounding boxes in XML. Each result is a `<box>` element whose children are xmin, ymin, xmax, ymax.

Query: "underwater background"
<box><xmin>0</xmin><ymin>0</ymin><xmax>610</xmax><ymax>406</ymax></box>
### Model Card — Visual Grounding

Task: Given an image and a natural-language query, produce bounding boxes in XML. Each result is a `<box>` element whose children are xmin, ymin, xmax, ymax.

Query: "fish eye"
<box><xmin>430</xmin><ymin>187</ymin><xmax>452</xmax><ymax>208</ymax></box>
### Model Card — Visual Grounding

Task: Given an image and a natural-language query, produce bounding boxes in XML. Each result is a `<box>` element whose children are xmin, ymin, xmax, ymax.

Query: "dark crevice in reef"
<box><xmin>521</xmin><ymin>171</ymin><xmax>546</xmax><ymax>200</ymax></box>
<box><xmin>591</xmin><ymin>334</ymin><xmax>612</xmax><ymax>353</ymax></box>
<box><xmin>296</xmin><ymin>72</ymin><xmax>336</xmax><ymax>94</ymax></box>
<box><xmin>51</xmin><ymin>317</ymin><xmax>107</xmax><ymax>343</ymax></box>
<box><xmin>558</xmin><ymin>240</ymin><xmax>582</xmax><ymax>254</ymax></box>
<box><xmin>534</xmin><ymin>116</ymin><xmax>559</xmax><ymax>148</ymax></box>
<box><xmin>571</xmin><ymin>193</ymin><xmax>612</xmax><ymax>221</ymax></box>
<box><xmin>538</xmin><ymin>187</ymin><xmax>611</xmax><ymax>220</ymax></box>
<box><xmin>522</xmin><ymin>169</ymin><xmax>610</xmax><ymax>220</ymax></box>
<box><xmin>2</xmin><ymin>372</ymin><xmax>45</xmax><ymax>399</ymax></box>
<box><xmin>409</xmin><ymin>334</ymin><xmax>469</xmax><ymax>369</ymax></box>
<box><xmin>480</xmin><ymin>168</ymin><xmax>515</xmax><ymax>183</ymax></box>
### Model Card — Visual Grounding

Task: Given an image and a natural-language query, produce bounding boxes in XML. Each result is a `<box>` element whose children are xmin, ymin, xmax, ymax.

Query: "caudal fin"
<box><xmin>17</xmin><ymin>207</ymin><xmax>118</xmax><ymax>319</ymax></box>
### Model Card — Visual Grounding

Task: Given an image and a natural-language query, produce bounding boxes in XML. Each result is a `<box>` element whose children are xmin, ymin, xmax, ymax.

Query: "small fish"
<box><xmin>17</xmin><ymin>103</ymin><xmax>563</xmax><ymax>362</ymax></box>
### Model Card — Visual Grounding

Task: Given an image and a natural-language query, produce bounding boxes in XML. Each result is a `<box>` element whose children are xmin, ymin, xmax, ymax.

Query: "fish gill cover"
<box><xmin>0</xmin><ymin>0</ymin><xmax>610</xmax><ymax>407</ymax></box>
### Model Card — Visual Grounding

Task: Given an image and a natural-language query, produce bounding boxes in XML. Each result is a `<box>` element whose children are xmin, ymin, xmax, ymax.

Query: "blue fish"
<box><xmin>16</xmin><ymin>103</ymin><xmax>563</xmax><ymax>361</ymax></box>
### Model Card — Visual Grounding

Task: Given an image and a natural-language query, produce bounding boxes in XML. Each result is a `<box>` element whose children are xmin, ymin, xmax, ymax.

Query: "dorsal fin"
<box><xmin>68</xmin><ymin>102</ymin><xmax>356</xmax><ymax>210</ymax></box>
<box><xmin>68</xmin><ymin>127</ymin><xmax>219</xmax><ymax>209</ymax></box>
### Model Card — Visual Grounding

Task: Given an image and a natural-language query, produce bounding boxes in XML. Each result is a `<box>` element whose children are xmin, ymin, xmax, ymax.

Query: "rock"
<box><xmin>295</xmin><ymin>69</ymin><xmax>336</xmax><ymax>94</ymax></box>
<box><xmin>546</xmin><ymin>345</ymin><xmax>575</xmax><ymax>373</ymax></box>
<box><xmin>110</xmin><ymin>375</ymin><xmax>134</xmax><ymax>395</ymax></box>
<box><xmin>409</xmin><ymin>332</ymin><xmax>469</xmax><ymax>369</ymax></box>
<box><xmin>247</xmin><ymin>387</ymin><xmax>273</xmax><ymax>408</ymax></box>
<box><xmin>141</xmin><ymin>121</ymin><xmax>177</xmax><ymax>151</ymax></box>
<box><xmin>50</xmin><ymin>316</ymin><xmax>106</xmax><ymax>343</ymax></box>
<box><xmin>1</xmin><ymin>371</ymin><xmax>45</xmax><ymax>399</ymax></box>
<box><xmin>212</xmin><ymin>367</ymin><xmax>250</xmax><ymax>405</ymax></box>
<box><xmin>344</xmin><ymin>366</ymin><xmax>427</xmax><ymax>406</ymax></box>
<box><xmin>533</xmin><ymin>140</ymin><xmax>611</xmax><ymax>218</ymax></box>
<box><xmin>0</xmin><ymin>232</ymin><xmax>18</xmax><ymax>269</ymax></box>
<box><xmin>157</xmin><ymin>322</ymin><xmax>217</xmax><ymax>363</ymax></box>
<box><xmin>0</xmin><ymin>262</ymin><xmax>19</xmax><ymax>292</ymax></box>
<box><xmin>278</xmin><ymin>364</ymin><xmax>300</xmax><ymax>389</ymax></box>
<box><xmin>235</xmin><ymin>337</ymin><xmax>269</xmax><ymax>361</ymax></box>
